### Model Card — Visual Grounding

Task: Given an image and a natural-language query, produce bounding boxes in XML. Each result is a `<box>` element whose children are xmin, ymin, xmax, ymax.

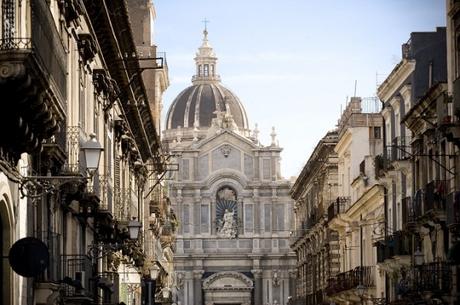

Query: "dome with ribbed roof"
<box><xmin>165</xmin><ymin>29</ymin><xmax>249</xmax><ymax>131</ymax></box>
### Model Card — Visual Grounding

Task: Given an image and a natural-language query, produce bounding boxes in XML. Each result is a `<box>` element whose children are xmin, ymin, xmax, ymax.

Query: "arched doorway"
<box><xmin>203</xmin><ymin>271</ymin><xmax>253</xmax><ymax>305</ymax></box>
<box><xmin>0</xmin><ymin>197</ymin><xmax>11</xmax><ymax>305</ymax></box>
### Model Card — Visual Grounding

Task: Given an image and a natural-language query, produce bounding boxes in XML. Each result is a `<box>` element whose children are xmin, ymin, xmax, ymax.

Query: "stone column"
<box><xmin>252</xmin><ymin>269</ymin><xmax>263</xmax><ymax>305</ymax></box>
<box><xmin>253</xmin><ymin>189</ymin><xmax>260</xmax><ymax>234</ymax></box>
<box><xmin>193</xmin><ymin>270</ymin><xmax>204</xmax><ymax>305</ymax></box>
<box><xmin>210</xmin><ymin>198</ymin><xmax>216</xmax><ymax>234</ymax></box>
<box><xmin>288</xmin><ymin>270</ymin><xmax>296</xmax><ymax>298</ymax></box>
<box><xmin>238</xmin><ymin>198</ymin><xmax>244</xmax><ymax>236</ymax></box>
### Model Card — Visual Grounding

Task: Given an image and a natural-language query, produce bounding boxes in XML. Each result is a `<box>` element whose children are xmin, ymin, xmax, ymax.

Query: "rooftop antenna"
<box><xmin>353</xmin><ymin>80</ymin><xmax>357</xmax><ymax>97</ymax></box>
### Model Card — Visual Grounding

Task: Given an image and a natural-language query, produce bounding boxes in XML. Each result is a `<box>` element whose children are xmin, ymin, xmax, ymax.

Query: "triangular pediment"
<box><xmin>196</xmin><ymin>129</ymin><xmax>258</xmax><ymax>152</ymax></box>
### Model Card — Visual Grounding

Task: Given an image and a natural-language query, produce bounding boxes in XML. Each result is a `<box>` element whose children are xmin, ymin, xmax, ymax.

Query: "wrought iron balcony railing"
<box><xmin>1</xmin><ymin>0</ymin><xmax>67</xmax><ymax>103</ymax></box>
<box><xmin>385</xmin><ymin>136</ymin><xmax>412</xmax><ymax>162</ymax></box>
<box><xmin>375</xmin><ymin>231</ymin><xmax>412</xmax><ymax>263</ymax></box>
<box><xmin>327</xmin><ymin>197</ymin><xmax>349</xmax><ymax>222</ymax></box>
<box><xmin>326</xmin><ymin>266</ymin><xmax>375</xmax><ymax>296</ymax></box>
<box><xmin>61</xmin><ymin>255</ymin><xmax>94</xmax><ymax>298</ymax></box>
<box><xmin>424</xmin><ymin>180</ymin><xmax>448</xmax><ymax>213</ymax></box>
<box><xmin>413</xmin><ymin>262</ymin><xmax>452</xmax><ymax>294</ymax></box>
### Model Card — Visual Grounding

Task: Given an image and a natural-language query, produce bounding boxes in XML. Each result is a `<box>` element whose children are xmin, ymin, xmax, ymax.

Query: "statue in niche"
<box><xmin>218</xmin><ymin>209</ymin><xmax>236</xmax><ymax>238</ymax></box>
<box><xmin>216</xmin><ymin>186</ymin><xmax>238</xmax><ymax>238</ymax></box>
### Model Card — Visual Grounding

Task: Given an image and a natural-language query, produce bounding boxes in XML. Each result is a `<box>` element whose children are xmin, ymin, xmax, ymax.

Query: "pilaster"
<box><xmin>252</xmin><ymin>269</ymin><xmax>263</xmax><ymax>305</ymax></box>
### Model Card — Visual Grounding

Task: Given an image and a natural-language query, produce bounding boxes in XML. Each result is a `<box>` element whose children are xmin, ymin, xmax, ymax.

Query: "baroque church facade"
<box><xmin>163</xmin><ymin>29</ymin><xmax>296</xmax><ymax>305</ymax></box>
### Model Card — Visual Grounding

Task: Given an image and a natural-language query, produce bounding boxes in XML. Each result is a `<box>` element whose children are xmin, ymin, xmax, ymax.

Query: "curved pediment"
<box><xmin>203</xmin><ymin>271</ymin><xmax>253</xmax><ymax>290</ymax></box>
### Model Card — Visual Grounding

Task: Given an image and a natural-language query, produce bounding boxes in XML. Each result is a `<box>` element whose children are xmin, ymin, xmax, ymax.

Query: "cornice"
<box><xmin>346</xmin><ymin>184</ymin><xmax>383</xmax><ymax>219</ymax></box>
<box><xmin>377</xmin><ymin>59</ymin><xmax>415</xmax><ymax>103</ymax></box>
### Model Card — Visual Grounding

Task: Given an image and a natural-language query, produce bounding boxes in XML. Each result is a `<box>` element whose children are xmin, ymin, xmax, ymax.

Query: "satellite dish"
<box><xmin>9</xmin><ymin>237</ymin><xmax>49</xmax><ymax>277</ymax></box>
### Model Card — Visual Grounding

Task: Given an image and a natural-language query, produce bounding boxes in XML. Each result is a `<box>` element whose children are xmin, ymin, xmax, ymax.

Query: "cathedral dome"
<box><xmin>165</xmin><ymin>29</ymin><xmax>249</xmax><ymax>131</ymax></box>
<box><xmin>166</xmin><ymin>83</ymin><xmax>248</xmax><ymax>130</ymax></box>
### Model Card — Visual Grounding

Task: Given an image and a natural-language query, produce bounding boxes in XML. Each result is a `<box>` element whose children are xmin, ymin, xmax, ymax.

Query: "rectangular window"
<box><xmin>183</xmin><ymin>205</ymin><xmax>190</xmax><ymax>234</ymax></box>
<box><xmin>264</xmin><ymin>204</ymin><xmax>271</xmax><ymax>232</ymax></box>
<box><xmin>200</xmin><ymin>204</ymin><xmax>209</xmax><ymax>233</ymax></box>
<box><xmin>263</xmin><ymin>159</ymin><xmax>271</xmax><ymax>180</ymax></box>
<box><xmin>244</xmin><ymin>204</ymin><xmax>254</xmax><ymax>233</ymax></box>
<box><xmin>374</xmin><ymin>126</ymin><xmax>381</xmax><ymax>139</ymax></box>
<box><xmin>181</xmin><ymin>159</ymin><xmax>190</xmax><ymax>180</ymax></box>
<box><xmin>274</xmin><ymin>204</ymin><xmax>285</xmax><ymax>232</ymax></box>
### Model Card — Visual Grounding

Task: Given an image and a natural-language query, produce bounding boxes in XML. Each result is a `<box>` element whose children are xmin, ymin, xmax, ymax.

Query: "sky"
<box><xmin>153</xmin><ymin>0</ymin><xmax>446</xmax><ymax>178</ymax></box>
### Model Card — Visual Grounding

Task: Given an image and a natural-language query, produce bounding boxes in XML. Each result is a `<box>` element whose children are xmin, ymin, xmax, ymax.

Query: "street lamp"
<box><xmin>81</xmin><ymin>133</ymin><xmax>104</xmax><ymax>175</ymax></box>
<box><xmin>128</xmin><ymin>218</ymin><xmax>142</xmax><ymax>240</ymax></box>
<box><xmin>414</xmin><ymin>247</ymin><xmax>424</xmax><ymax>266</ymax></box>
<box><xmin>150</xmin><ymin>263</ymin><xmax>160</xmax><ymax>280</ymax></box>
<box><xmin>356</xmin><ymin>284</ymin><xmax>366</xmax><ymax>298</ymax></box>
<box><xmin>19</xmin><ymin>133</ymin><xmax>104</xmax><ymax>198</ymax></box>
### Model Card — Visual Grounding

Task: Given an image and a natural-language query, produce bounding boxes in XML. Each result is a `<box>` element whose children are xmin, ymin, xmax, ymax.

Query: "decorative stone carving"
<box><xmin>203</xmin><ymin>271</ymin><xmax>253</xmax><ymax>289</ymax></box>
<box><xmin>218</xmin><ymin>209</ymin><xmax>236</xmax><ymax>238</ymax></box>
<box><xmin>220</xmin><ymin>144</ymin><xmax>232</xmax><ymax>158</ymax></box>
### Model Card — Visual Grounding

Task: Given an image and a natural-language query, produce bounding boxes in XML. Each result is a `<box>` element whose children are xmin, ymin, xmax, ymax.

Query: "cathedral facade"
<box><xmin>163</xmin><ymin>29</ymin><xmax>296</xmax><ymax>305</ymax></box>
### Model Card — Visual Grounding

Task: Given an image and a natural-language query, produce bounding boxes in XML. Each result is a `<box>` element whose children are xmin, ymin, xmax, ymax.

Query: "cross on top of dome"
<box><xmin>193</xmin><ymin>21</ymin><xmax>221</xmax><ymax>84</ymax></box>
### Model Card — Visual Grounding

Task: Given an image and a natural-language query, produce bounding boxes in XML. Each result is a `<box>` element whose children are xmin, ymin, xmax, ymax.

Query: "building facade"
<box><xmin>290</xmin><ymin>130</ymin><xmax>340</xmax><ymax>305</ymax></box>
<box><xmin>164</xmin><ymin>29</ymin><xmax>296</xmax><ymax>305</ymax></box>
<box><xmin>0</xmin><ymin>1</ymin><xmax>173</xmax><ymax>305</ymax></box>
<box><xmin>291</xmin><ymin>97</ymin><xmax>385</xmax><ymax>305</ymax></box>
<box><xmin>292</xmin><ymin>22</ymin><xmax>460</xmax><ymax>305</ymax></box>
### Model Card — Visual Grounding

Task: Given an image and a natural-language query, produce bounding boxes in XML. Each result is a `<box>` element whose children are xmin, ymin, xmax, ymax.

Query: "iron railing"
<box><xmin>61</xmin><ymin>255</ymin><xmax>94</xmax><ymax>298</ymax></box>
<box><xmin>375</xmin><ymin>231</ymin><xmax>412</xmax><ymax>263</ymax></box>
<box><xmin>1</xmin><ymin>0</ymin><xmax>67</xmax><ymax>102</ymax></box>
<box><xmin>385</xmin><ymin>136</ymin><xmax>412</xmax><ymax>162</ymax></box>
<box><xmin>424</xmin><ymin>180</ymin><xmax>448</xmax><ymax>213</ymax></box>
<box><xmin>413</xmin><ymin>262</ymin><xmax>452</xmax><ymax>293</ymax></box>
<box><xmin>327</xmin><ymin>197</ymin><xmax>349</xmax><ymax>222</ymax></box>
<box><xmin>326</xmin><ymin>266</ymin><xmax>375</xmax><ymax>296</ymax></box>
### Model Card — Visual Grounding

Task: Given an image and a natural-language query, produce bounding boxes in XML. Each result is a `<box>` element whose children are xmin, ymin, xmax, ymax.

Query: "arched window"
<box><xmin>198</xmin><ymin>65</ymin><xmax>203</xmax><ymax>76</ymax></box>
<box><xmin>216</xmin><ymin>186</ymin><xmax>237</xmax><ymax>237</ymax></box>
<box><xmin>204</xmin><ymin>64</ymin><xmax>209</xmax><ymax>76</ymax></box>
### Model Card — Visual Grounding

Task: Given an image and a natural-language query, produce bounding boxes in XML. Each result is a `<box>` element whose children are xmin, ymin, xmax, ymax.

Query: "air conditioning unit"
<box><xmin>75</xmin><ymin>271</ymin><xmax>86</xmax><ymax>290</ymax></box>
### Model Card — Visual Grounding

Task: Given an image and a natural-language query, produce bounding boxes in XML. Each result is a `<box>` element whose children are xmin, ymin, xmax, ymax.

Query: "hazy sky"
<box><xmin>154</xmin><ymin>1</ymin><xmax>446</xmax><ymax>178</ymax></box>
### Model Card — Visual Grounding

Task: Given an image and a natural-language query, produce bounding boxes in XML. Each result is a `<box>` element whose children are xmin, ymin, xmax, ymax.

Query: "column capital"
<box><xmin>193</xmin><ymin>270</ymin><xmax>205</xmax><ymax>279</ymax></box>
<box><xmin>288</xmin><ymin>269</ymin><xmax>297</xmax><ymax>278</ymax></box>
<box><xmin>251</xmin><ymin>269</ymin><xmax>263</xmax><ymax>278</ymax></box>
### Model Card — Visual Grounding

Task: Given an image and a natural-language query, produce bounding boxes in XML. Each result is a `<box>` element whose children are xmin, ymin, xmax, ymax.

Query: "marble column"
<box><xmin>252</xmin><ymin>269</ymin><xmax>263</xmax><ymax>305</ymax></box>
<box><xmin>193</xmin><ymin>270</ymin><xmax>204</xmax><ymax>305</ymax></box>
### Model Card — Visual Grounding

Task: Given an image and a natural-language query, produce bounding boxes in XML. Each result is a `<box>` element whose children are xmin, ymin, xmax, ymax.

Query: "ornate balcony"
<box><xmin>413</xmin><ymin>262</ymin><xmax>452</xmax><ymax>294</ymax></box>
<box><xmin>326</xmin><ymin>266</ymin><xmax>375</xmax><ymax>296</ymax></box>
<box><xmin>0</xmin><ymin>0</ymin><xmax>67</xmax><ymax>161</ymax></box>
<box><xmin>61</xmin><ymin>255</ymin><xmax>94</xmax><ymax>301</ymax></box>
<box><xmin>327</xmin><ymin>197</ymin><xmax>348</xmax><ymax>222</ymax></box>
<box><xmin>424</xmin><ymin>180</ymin><xmax>448</xmax><ymax>217</ymax></box>
<box><xmin>375</xmin><ymin>231</ymin><xmax>412</xmax><ymax>263</ymax></box>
